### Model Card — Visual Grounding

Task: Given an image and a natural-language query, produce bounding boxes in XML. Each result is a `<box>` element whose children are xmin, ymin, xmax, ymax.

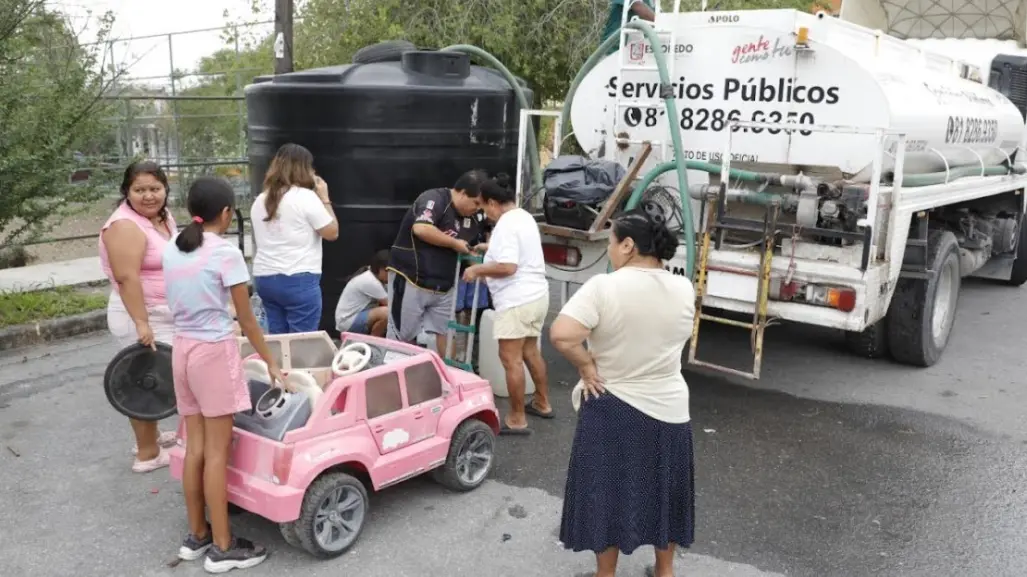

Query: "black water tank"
<box><xmin>246</xmin><ymin>50</ymin><xmax>533</xmax><ymax>332</ymax></box>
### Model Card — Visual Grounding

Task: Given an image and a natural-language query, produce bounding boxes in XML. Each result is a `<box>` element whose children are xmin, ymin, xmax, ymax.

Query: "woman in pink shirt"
<box><xmin>99</xmin><ymin>161</ymin><xmax>179</xmax><ymax>473</ymax></box>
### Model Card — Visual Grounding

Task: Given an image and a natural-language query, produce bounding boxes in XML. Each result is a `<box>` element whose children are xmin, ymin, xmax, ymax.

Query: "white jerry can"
<box><xmin>476</xmin><ymin>309</ymin><xmax>537</xmax><ymax>399</ymax></box>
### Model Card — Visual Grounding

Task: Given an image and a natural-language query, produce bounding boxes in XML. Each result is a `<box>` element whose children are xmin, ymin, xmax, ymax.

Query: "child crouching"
<box><xmin>163</xmin><ymin>177</ymin><xmax>285</xmax><ymax>572</ymax></box>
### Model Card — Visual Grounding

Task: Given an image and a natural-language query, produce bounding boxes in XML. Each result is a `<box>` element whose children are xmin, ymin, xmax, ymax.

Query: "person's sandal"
<box><xmin>132</xmin><ymin>430</ymin><xmax>177</xmax><ymax>455</ymax></box>
<box><xmin>499</xmin><ymin>423</ymin><xmax>533</xmax><ymax>436</ymax></box>
<box><xmin>131</xmin><ymin>448</ymin><xmax>170</xmax><ymax>474</ymax></box>
<box><xmin>524</xmin><ymin>403</ymin><xmax>555</xmax><ymax>419</ymax></box>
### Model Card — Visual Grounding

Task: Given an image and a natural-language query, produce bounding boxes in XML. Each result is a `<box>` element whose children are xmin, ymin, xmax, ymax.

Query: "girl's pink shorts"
<box><xmin>172</xmin><ymin>336</ymin><xmax>251</xmax><ymax>418</ymax></box>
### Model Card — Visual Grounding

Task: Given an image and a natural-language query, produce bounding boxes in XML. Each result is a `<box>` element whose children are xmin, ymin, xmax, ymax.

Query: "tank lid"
<box><xmin>401</xmin><ymin>51</ymin><xmax>470</xmax><ymax>80</ymax></box>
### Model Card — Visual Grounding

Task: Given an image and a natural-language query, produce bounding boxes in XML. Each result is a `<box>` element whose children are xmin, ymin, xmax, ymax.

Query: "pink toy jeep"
<box><xmin>169</xmin><ymin>331</ymin><xmax>500</xmax><ymax>558</ymax></box>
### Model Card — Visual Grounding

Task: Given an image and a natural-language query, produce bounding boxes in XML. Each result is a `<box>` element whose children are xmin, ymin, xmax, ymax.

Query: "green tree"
<box><xmin>295</xmin><ymin>0</ymin><xmax>830</xmax><ymax>103</ymax></box>
<box><xmin>165</xmin><ymin>0</ymin><xmax>830</xmax><ymax>168</ymax></box>
<box><xmin>0</xmin><ymin>0</ymin><xmax>117</xmax><ymax>247</ymax></box>
<box><xmin>170</xmin><ymin>27</ymin><xmax>274</xmax><ymax>177</ymax></box>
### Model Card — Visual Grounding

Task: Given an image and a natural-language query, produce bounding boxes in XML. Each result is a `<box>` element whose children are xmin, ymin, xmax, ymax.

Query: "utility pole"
<box><xmin>273</xmin><ymin>0</ymin><xmax>294</xmax><ymax>75</ymax></box>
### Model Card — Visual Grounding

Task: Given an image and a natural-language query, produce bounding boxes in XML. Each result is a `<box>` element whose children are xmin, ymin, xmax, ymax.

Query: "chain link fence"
<box><xmin>11</xmin><ymin>21</ymin><xmax>278</xmax><ymax>265</ymax></box>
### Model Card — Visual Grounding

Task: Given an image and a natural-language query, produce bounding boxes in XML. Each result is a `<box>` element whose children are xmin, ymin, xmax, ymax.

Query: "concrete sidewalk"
<box><xmin>0</xmin><ymin>234</ymin><xmax>254</xmax><ymax>293</ymax></box>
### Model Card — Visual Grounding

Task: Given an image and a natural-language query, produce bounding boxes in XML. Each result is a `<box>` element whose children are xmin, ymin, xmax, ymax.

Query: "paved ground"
<box><xmin>1</xmin><ymin>277</ymin><xmax>1025</xmax><ymax>576</ymax></box>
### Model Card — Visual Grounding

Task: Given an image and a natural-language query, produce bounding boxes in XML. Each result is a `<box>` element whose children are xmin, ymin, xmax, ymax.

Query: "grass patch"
<box><xmin>0</xmin><ymin>286</ymin><xmax>107</xmax><ymax>328</ymax></box>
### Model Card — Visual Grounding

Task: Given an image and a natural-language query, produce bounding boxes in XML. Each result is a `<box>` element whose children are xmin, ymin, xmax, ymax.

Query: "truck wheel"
<box><xmin>887</xmin><ymin>230</ymin><xmax>961</xmax><ymax>367</ymax></box>
<box><xmin>1007</xmin><ymin>216</ymin><xmax>1027</xmax><ymax>286</ymax></box>
<box><xmin>844</xmin><ymin>319</ymin><xmax>889</xmax><ymax>359</ymax></box>
<box><xmin>290</xmin><ymin>472</ymin><xmax>369</xmax><ymax>559</ymax></box>
<box><xmin>432</xmin><ymin>419</ymin><xmax>495</xmax><ymax>492</ymax></box>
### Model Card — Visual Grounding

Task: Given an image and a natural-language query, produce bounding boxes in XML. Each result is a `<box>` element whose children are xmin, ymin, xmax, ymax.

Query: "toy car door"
<box><xmin>364</xmin><ymin>370</ymin><xmax>413</xmax><ymax>455</ymax></box>
<box><xmin>399</xmin><ymin>360</ymin><xmax>447</xmax><ymax>443</ymax></box>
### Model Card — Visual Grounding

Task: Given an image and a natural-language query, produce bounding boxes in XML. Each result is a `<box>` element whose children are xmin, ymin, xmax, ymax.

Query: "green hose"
<box><xmin>625</xmin><ymin>161</ymin><xmax>767</xmax><ymax>211</ymax></box>
<box><xmin>613</xmin><ymin>21</ymin><xmax>696</xmax><ymax>273</ymax></box>
<box><xmin>559</xmin><ymin>33</ymin><xmax>621</xmax><ymax>147</ymax></box>
<box><xmin>442</xmin><ymin>44</ymin><xmax>543</xmax><ymax>193</ymax></box>
<box><xmin>902</xmin><ymin>165</ymin><xmax>1016</xmax><ymax>187</ymax></box>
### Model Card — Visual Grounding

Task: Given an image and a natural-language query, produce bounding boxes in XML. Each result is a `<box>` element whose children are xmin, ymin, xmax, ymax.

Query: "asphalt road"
<box><xmin>1</xmin><ymin>277</ymin><xmax>1025</xmax><ymax>577</ymax></box>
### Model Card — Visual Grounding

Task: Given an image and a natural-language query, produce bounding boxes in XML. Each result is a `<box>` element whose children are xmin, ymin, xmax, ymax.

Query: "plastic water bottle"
<box><xmin>251</xmin><ymin>293</ymin><xmax>269</xmax><ymax>332</ymax></box>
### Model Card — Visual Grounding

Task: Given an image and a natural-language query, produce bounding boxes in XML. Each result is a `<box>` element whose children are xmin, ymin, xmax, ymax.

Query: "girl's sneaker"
<box><xmin>203</xmin><ymin>538</ymin><xmax>268</xmax><ymax>574</ymax></box>
<box><xmin>178</xmin><ymin>527</ymin><xmax>213</xmax><ymax>561</ymax></box>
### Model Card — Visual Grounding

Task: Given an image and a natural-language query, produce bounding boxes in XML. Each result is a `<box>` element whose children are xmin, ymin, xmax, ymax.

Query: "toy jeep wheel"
<box><xmin>289</xmin><ymin>472</ymin><xmax>369</xmax><ymax>558</ymax></box>
<box><xmin>278</xmin><ymin>522</ymin><xmax>301</xmax><ymax>549</ymax></box>
<box><xmin>433</xmin><ymin>419</ymin><xmax>495</xmax><ymax>492</ymax></box>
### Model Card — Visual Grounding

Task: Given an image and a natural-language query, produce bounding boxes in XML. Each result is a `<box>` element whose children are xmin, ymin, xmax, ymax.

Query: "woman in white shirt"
<box><xmin>550</xmin><ymin>201</ymin><xmax>695</xmax><ymax>577</ymax></box>
<box><xmin>249</xmin><ymin>144</ymin><xmax>339</xmax><ymax>334</ymax></box>
<box><xmin>462</xmin><ymin>175</ymin><xmax>552</xmax><ymax>435</ymax></box>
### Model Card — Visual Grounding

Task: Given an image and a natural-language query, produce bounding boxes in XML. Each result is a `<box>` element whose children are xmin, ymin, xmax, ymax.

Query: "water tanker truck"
<box><xmin>522</xmin><ymin>3</ymin><xmax>1027</xmax><ymax>379</ymax></box>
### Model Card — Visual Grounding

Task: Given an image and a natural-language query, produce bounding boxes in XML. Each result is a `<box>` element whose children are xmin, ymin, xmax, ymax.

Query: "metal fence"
<box><xmin>5</xmin><ymin>22</ymin><xmax>284</xmax><ymax>258</ymax></box>
<box><xmin>95</xmin><ymin>21</ymin><xmax>279</xmax><ymax>207</ymax></box>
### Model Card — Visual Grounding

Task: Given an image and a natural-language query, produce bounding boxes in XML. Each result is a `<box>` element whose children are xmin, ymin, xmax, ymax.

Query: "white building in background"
<box><xmin>115</xmin><ymin>87</ymin><xmax>181</xmax><ymax>170</ymax></box>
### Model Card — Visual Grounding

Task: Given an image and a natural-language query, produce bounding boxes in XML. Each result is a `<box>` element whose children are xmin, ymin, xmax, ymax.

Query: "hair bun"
<box><xmin>641</xmin><ymin>202</ymin><xmax>677</xmax><ymax>261</ymax></box>
<box><xmin>493</xmin><ymin>172</ymin><xmax>512</xmax><ymax>189</ymax></box>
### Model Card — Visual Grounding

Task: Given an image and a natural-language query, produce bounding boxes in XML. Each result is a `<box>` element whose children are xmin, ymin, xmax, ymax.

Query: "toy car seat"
<box><xmin>243</xmin><ymin>358</ymin><xmax>271</xmax><ymax>383</ymax></box>
<box><xmin>241</xmin><ymin>358</ymin><xmax>322</xmax><ymax>410</ymax></box>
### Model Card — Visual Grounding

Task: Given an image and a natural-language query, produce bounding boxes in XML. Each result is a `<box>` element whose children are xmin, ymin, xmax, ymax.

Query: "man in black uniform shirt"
<box><xmin>387</xmin><ymin>169</ymin><xmax>487</xmax><ymax>354</ymax></box>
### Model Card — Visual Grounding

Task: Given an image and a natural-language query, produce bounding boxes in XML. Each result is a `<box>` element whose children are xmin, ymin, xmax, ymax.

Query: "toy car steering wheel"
<box><xmin>332</xmin><ymin>342</ymin><xmax>372</xmax><ymax>376</ymax></box>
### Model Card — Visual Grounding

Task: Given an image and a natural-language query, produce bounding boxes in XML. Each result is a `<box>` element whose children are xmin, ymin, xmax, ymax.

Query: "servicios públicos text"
<box><xmin>624</xmin><ymin>106</ymin><xmax>816</xmax><ymax>135</ymax></box>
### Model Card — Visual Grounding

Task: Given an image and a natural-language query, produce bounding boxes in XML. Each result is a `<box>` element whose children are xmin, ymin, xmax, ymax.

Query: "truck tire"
<box><xmin>352</xmin><ymin>40</ymin><xmax>415</xmax><ymax>64</ymax></box>
<box><xmin>844</xmin><ymin>319</ymin><xmax>889</xmax><ymax>359</ymax></box>
<box><xmin>1006</xmin><ymin>216</ymin><xmax>1027</xmax><ymax>286</ymax></box>
<box><xmin>887</xmin><ymin>230</ymin><xmax>961</xmax><ymax>367</ymax></box>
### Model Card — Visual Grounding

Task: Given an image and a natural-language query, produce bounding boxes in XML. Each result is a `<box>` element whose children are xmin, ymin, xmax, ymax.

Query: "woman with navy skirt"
<box><xmin>550</xmin><ymin>202</ymin><xmax>696</xmax><ymax>577</ymax></box>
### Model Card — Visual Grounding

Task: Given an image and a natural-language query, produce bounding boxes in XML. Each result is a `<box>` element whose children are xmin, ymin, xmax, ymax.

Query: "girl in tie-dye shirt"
<box><xmin>162</xmin><ymin>177</ymin><xmax>283</xmax><ymax>571</ymax></box>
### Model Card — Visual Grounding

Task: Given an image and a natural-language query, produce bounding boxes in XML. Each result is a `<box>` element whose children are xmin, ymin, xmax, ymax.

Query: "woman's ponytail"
<box><xmin>176</xmin><ymin>218</ymin><xmax>206</xmax><ymax>253</ymax></box>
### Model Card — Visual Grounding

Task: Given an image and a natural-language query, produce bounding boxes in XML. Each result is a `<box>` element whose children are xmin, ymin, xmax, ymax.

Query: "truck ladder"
<box><xmin>687</xmin><ymin>190</ymin><xmax>780</xmax><ymax>380</ymax></box>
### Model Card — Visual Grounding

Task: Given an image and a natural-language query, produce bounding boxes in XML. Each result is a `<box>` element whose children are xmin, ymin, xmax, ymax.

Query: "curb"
<box><xmin>0</xmin><ymin>309</ymin><xmax>108</xmax><ymax>352</ymax></box>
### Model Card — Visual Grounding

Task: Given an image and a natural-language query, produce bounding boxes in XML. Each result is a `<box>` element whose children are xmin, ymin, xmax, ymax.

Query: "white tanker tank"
<box><xmin>568</xmin><ymin>9</ymin><xmax>1027</xmax><ymax>183</ymax></box>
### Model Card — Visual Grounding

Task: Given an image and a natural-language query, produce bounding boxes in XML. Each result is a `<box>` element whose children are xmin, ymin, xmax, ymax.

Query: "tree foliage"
<box><xmin>171</xmin><ymin>42</ymin><xmax>272</xmax><ymax>173</ymax></box>
<box><xmin>0</xmin><ymin>0</ymin><xmax>117</xmax><ymax>246</ymax></box>
<box><xmin>169</xmin><ymin>0</ymin><xmax>829</xmax><ymax>163</ymax></box>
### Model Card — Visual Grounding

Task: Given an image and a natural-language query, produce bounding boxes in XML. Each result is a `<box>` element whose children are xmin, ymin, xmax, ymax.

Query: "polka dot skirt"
<box><xmin>559</xmin><ymin>393</ymin><xmax>695</xmax><ymax>554</ymax></box>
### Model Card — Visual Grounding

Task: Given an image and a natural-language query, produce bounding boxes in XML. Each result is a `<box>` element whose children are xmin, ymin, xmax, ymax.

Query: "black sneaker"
<box><xmin>203</xmin><ymin>537</ymin><xmax>268</xmax><ymax>574</ymax></box>
<box><xmin>178</xmin><ymin>527</ymin><xmax>214</xmax><ymax>561</ymax></box>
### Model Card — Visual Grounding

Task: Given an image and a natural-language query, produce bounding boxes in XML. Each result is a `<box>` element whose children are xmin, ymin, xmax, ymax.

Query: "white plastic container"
<box><xmin>569</xmin><ymin>9</ymin><xmax>1027</xmax><ymax>182</ymax></box>
<box><xmin>477</xmin><ymin>309</ymin><xmax>537</xmax><ymax>398</ymax></box>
